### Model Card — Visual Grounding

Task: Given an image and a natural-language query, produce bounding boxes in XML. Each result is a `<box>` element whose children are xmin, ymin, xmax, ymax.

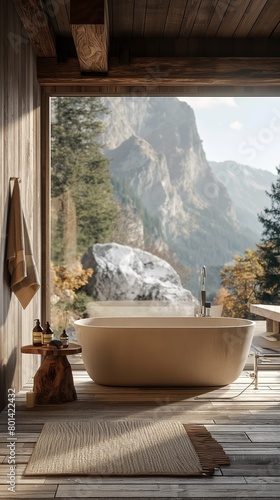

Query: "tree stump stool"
<box><xmin>21</xmin><ymin>344</ymin><xmax>82</xmax><ymax>404</ymax></box>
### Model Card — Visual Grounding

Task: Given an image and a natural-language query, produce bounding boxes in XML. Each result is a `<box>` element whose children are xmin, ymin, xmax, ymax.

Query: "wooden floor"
<box><xmin>1</xmin><ymin>360</ymin><xmax>280</xmax><ymax>498</ymax></box>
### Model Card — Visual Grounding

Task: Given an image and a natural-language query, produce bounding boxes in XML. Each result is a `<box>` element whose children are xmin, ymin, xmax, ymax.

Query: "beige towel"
<box><xmin>6</xmin><ymin>179</ymin><xmax>40</xmax><ymax>309</ymax></box>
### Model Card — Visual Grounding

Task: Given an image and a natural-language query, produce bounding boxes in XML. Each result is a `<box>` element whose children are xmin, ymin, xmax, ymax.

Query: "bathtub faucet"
<box><xmin>201</xmin><ymin>265</ymin><xmax>207</xmax><ymax>316</ymax></box>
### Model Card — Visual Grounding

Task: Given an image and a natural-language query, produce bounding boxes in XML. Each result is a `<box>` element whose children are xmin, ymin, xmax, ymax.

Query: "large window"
<box><xmin>49</xmin><ymin>95</ymin><xmax>280</xmax><ymax>341</ymax></box>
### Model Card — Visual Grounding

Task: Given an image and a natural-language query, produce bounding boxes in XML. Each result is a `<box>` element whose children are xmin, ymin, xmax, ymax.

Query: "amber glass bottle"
<box><xmin>32</xmin><ymin>319</ymin><xmax>43</xmax><ymax>346</ymax></box>
<box><xmin>42</xmin><ymin>321</ymin><xmax>54</xmax><ymax>345</ymax></box>
<box><xmin>60</xmin><ymin>329</ymin><xmax>69</xmax><ymax>348</ymax></box>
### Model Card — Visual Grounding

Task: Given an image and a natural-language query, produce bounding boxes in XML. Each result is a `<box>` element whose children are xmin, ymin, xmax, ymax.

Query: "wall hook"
<box><xmin>10</xmin><ymin>177</ymin><xmax>21</xmax><ymax>183</ymax></box>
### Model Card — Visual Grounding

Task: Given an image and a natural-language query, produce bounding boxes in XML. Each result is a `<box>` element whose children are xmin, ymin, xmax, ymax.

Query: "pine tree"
<box><xmin>72</xmin><ymin>151</ymin><xmax>116</xmax><ymax>253</ymax></box>
<box><xmin>257</xmin><ymin>165</ymin><xmax>280</xmax><ymax>304</ymax></box>
<box><xmin>51</xmin><ymin>97</ymin><xmax>106</xmax><ymax>197</ymax></box>
<box><xmin>51</xmin><ymin>97</ymin><xmax>116</xmax><ymax>263</ymax></box>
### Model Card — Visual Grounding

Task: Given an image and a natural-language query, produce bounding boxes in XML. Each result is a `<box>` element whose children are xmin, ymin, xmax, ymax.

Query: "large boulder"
<box><xmin>81</xmin><ymin>242</ymin><xmax>197</xmax><ymax>303</ymax></box>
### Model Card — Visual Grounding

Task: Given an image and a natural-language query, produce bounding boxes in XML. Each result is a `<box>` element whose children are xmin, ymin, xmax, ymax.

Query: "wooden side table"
<box><xmin>250</xmin><ymin>304</ymin><xmax>280</xmax><ymax>338</ymax></box>
<box><xmin>21</xmin><ymin>343</ymin><xmax>82</xmax><ymax>405</ymax></box>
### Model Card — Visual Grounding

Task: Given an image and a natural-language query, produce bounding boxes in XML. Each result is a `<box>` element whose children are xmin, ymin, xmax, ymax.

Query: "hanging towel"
<box><xmin>6</xmin><ymin>179</ymin><xmax>40</xmax><ymax>309</ymax></box>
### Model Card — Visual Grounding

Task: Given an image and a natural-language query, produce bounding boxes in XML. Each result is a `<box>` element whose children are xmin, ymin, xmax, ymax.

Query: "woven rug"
<box><xmin>24</xmin><ymin>420</ymin><xmax>229</xmax><ymax>477</ymax></box>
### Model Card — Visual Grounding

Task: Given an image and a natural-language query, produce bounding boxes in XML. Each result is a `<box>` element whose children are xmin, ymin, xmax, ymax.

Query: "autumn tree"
<box><xmin>50</xmin><ymin>261</ymin><xmax>93</xmax><ymax>332</ymax></box>
<box><xmin>218</xmin><ymin>249</ymin><xmax>263</xmax><ymax>318</ymax></box>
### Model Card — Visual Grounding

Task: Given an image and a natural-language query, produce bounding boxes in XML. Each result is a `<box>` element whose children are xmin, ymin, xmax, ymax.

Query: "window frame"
<box><xmin>41</xmin><ymin>86</ymin><xmax>280</xmax><ymax>326</ymax></box>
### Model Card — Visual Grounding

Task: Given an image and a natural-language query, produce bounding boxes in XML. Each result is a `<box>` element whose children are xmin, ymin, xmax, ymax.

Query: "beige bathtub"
<box><xmin>74</xmin><ymin>316</ymin><xmax>255</xmax><ymax>387</ymax></box>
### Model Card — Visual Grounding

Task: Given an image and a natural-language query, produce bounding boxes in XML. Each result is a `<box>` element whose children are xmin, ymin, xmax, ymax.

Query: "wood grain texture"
<box><xmin>48</xmin><ymin>0</ymin><xmax>70</xmax><ymax>37</ymax></box>
<box><xmin>110</xmin><ymin>0</ymin><xmax>134</xmax><ymax>37</ymax></box>
<box><xmin>23</xmin><ymin>0</ymin><xmax>280</xmax><ymax>45</ymax></box>
<box><xmin>37</xmin><ymin>56</ymin><xmax>280</xmax><ymax>86</ymax></box>
<box><xmin>143</xmin><ymin>0</ymin><xmax>171</xmax><ymax>37</ymax></box>
<box><xmin>71</xmin><ymin>24</ymin><xmax>108</xmax><ymax>72</ymax></box>
<box><xmin>250</xmin><ymin>305</ymin><xmax>280</xmax><ymax>323</ymax></box>
<box><xmin>179</xmin><ymin>0</ymin><xmax>201</xmax><ymax>37</ymax></box>
<box><xmin>21</xmin><ymin>343</ymin><xmax>82</xmax><ymax>356</ymax></box>
<box><xmin>12</xmin><ymin>0</ymin><xmax>56</xmax><ymax>56</ymax></box>
<box><xmin>132</xmin><ymin>0</ymin><xmax>149</xmax><ymax>37</ymax></box>
<box><xmin>21</xmin><ymin>344</ymin><xmax>81</xmax><ymax>405</ymax></box>
<box><xmin>70</xmin><ymin>0</ymin><xmax>109</xmax><ymax>73</ymax></box>
<box><xmin>233</xmin><ymin>0</ymin><xmax>269</xmax><ymax>37</ymax></box>
<box><xmin>247</xmin><ymin>0</ymin><xmax>280</xmax><ymax>37</ymax></box>
<box><xmin>33</xmin><ymin>355</ymin><xmax>77</xmax><ymax>404</ymax></box>
<box><xmin>0</xmin><ymin>0</ymin><xmax>41</xmax><ymax>412</ymax></box>
<box><xmin>40</xmin><ymin>88</ymin><xmax>50</xmax><ymax>326</ymax></box>
<box><xmin>41</xmin><ymin>84</ymin><xmax>280</xmax><ymax>98</ymax></box>
<box><xmin>190</xmin><ymin>0</ymin><xmax>218</xmax><ymax>37</ymax></box>
<box><xmin>1</xmin><ymin>368</ymin><xmax>280</xmax><ymax>497</ymax></box>
<box><xmin>216</xmin><ymin>0</ymin><xmax>251</xmax><ymax>37</ymax></box>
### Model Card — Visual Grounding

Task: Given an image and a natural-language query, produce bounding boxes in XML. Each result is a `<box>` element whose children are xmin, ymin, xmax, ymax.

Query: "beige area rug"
<box><xmin>24</xmin><ymin>420</ymin><xmax>229</xmax><ymax>477</ymax></box>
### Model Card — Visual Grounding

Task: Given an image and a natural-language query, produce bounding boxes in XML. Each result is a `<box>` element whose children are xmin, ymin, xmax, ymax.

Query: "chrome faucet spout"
<box><xmin>202</xmin><ymin>265</ymin><xmax>207</xmax><ymax>288</ymax></box>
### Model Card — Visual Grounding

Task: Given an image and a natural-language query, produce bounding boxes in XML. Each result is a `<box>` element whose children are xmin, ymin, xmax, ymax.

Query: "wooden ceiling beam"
<box><xmin>70</xmin><ymin>0</ymin><xmax>109</xmax><ymax>73</ymax></box>
<box><xmin>12</xmin><ymin>0</ymin><xmax>56</xmax><ymax>57</ymax></box>
<box><xmin>37</xmin><ymin>56</ymin><xmax>280</xmax><ymax>86</ymax></box>
<box><xmin>109</xmin><ymin>37</ymin><xmax>280</xmax><ymax>58</ymax></box>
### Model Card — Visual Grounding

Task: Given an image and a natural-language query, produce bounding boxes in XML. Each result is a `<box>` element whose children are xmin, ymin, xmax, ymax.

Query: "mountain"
<box><xmin>209</xmin><ymin>161</ymin><xmax>276</xmax><ymax>236</ymax></box>
<box><xmin>100</xmin><ymin>97</ymin><xmax>258</xmax><ymax>279</ymax></box>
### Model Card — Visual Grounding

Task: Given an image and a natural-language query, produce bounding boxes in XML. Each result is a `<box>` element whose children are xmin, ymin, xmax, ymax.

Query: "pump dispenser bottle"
<box><xmin>42</xmin><ymin>321</ymin><xmax>54</xmax><ymax>345</ymax></box>
<box><xmin>33</xmin><ymin>319</ymin><xmax>43</xmax><ymax>346</ymax></box>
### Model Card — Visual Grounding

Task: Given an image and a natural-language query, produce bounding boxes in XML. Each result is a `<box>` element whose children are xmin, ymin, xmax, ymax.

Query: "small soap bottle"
<box><xmin>42</xmin><ymin>321</ymin><xmax>54</xmax><ymax>345</ymax></box>
<box><xmin>205</xmin><ymin>302</ymin><xmax>212</xmax><ymax>317</ymax></box>
<box><xmin>33</xmin><ymin>319</ymin><xmax>43</xmax><ymax>346</ymax></box>
<box><xmin>60</xmin><ymin>329</ymin><xmax>69</xmax><ymax>348</ymax></box>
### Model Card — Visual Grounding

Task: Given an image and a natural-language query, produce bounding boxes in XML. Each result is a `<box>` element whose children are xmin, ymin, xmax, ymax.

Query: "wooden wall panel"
<box><xmin>0</xmin><ymin>0</ymin><xmax>41</xmax><ymax>411</ymax></box>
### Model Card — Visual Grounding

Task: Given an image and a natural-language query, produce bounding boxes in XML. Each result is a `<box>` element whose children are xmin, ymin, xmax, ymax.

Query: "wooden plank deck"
<box><xmin>1</xmin><ymin>360</ymin><xmax>280</xmax><ymax>499</ymax></box>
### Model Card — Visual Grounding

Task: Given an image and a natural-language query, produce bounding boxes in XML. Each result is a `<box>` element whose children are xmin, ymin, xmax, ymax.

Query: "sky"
<box><xmin>177</xmin><ymin>96</ymin><xmax>280</xmax><ymax>174</ymax></box>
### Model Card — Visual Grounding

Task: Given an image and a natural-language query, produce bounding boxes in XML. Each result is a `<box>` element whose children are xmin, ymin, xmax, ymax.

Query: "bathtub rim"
<box><xmin>74</xmin><ymin>316</ymin><xmax>256</xmax><ymax>330</ymax></box>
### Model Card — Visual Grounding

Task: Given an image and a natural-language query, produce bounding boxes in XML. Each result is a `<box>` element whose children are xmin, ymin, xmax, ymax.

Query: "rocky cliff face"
<box><xmin>100</xmin><ymin>97</ymin><xmax>256</xmax><ymax>269</ymax></box>
<box><xmin>210</xmin><ymin>160</ymin><xmax>277</xmax><ymax>236</ymax></box>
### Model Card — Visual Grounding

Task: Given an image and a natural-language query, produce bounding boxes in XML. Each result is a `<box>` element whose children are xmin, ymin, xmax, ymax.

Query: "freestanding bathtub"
<box><xmin>74</xmin><ymin>316</ymin><xmax>255</xmax><ymax>386</ymax></box>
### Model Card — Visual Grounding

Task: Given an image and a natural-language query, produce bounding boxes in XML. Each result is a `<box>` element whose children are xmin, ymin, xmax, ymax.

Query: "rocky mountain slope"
<box><xmin>100</xmin><ymin>97</ymin><xmax>258</xmax><ymax>274</ymax></box>
<box><xmin>209</xmin><ymin>160</ymin><xmax>276</xmax><ymax>236</ymax></box>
